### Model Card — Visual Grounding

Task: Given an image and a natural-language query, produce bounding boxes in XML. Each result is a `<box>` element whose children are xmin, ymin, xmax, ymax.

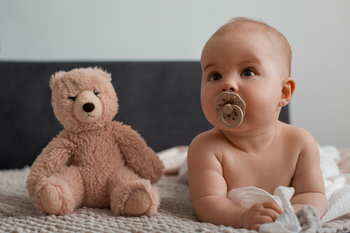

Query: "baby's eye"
<box><xmin>241</xmin><ymin>69</ymin><xmax>256</xmax><ymax>77</ymax></box>
<box><xmin>69</xmin><ymin>96</ymin><xmax>77</xmax><ymax>101</ymax></box>
<box><xmin>210</xmin><ymin>73</ymin><xmax>222</xmax><ymax>81</ymax></box>
<box><xmin>94</xmin><ymin>90</ymin><xmax>100</xmax><ymax>96</ymax></box>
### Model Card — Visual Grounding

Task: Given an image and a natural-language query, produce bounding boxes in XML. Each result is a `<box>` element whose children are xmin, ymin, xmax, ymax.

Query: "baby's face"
<box><xmin>200</xmin><ymin>25</ymin><xmax>288</xmax><ymax>131</ymax></box>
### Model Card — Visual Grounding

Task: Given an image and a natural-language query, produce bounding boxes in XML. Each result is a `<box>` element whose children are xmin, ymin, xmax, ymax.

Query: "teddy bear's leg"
<box><xmin>124</xmin><ymin>189</ymin><xmax>151</xmax><ymax>215</ymax></box>
<box><xmin>39</xmin><ymin>185</ymin><xmax>63</xmax><ymax>214</ymax></box>
<box><xmin>34</xmin><ymin>166</ymin><xmax>84</xmax><ymax>215</ymax></box>
<box><xmin>110</xmin><ymin>169</ymin><xmax>160</xmax><ymax>217</ymax></box>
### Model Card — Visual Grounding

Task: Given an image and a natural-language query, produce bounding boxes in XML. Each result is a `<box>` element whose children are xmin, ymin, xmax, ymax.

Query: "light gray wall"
<box><xmin>1</xmin><ymin>0</ymin><xmax>349</xmax><ymax>148</ymax></box>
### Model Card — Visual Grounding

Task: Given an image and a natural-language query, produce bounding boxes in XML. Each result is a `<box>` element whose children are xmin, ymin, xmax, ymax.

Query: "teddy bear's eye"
<box><xmin>94</xmin><ymin>90</ymin><xmax>100</xmax><ymax>96</ymax></box>
<box><xmin>69</xmin><ymin>96</ymin><xmax>77</xmax><ymax>101</ymax></box>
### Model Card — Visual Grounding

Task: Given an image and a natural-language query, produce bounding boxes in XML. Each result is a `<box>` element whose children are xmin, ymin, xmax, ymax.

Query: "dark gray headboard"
<box><xmin>0</xmin><ymin>62</ymin><xmax>290</xmax><ymax>169</ymax></box>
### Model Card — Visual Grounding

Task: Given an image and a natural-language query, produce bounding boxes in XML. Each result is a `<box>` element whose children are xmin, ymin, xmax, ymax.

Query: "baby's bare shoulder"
<box><xmin>278</xmin><ymin>121</ymin><xmax>318</xmax><ymax>152</ymax></box>
<box><xmin>190</xmin><ymin>128</ymin><xmax>223</xmax><ymax>145</ymax></box>
<box><xmin>188</xmin><ymin>128</ymin><xmax>225</xmax><ymax>160</ymax></box>
<box><xmin>280</xmin><ymin>122</ymin><xmax>314</xmax><ymax>141</ymax></box>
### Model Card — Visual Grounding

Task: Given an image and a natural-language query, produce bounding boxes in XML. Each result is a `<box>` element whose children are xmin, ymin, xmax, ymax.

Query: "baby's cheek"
<box><xmin>201</xmin><ymin>102</ymin><xmax>217</xmax><ymax>125</ymax></box>
<box><xmin>247</xmin><ymin>100</ymin><xmax>278</xmax><ymax>124</ymax></box>
<box><xmin>201</xmin><ymin>95</ymin><xmax>212</xmax><ymax>112</ymax></box>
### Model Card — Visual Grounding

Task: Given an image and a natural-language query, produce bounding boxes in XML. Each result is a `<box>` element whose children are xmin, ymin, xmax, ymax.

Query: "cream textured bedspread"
<box><xmin>1</xmin><ymin>164</ymin><xmax>350</xmax><ymax>232</ymax></box>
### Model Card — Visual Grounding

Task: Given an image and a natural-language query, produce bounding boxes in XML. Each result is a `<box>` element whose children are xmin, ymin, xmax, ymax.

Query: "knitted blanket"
<box><xmin>1</xmin><ymin>167</ymin><xmax>350</xmax><ymax>233</ymax></box>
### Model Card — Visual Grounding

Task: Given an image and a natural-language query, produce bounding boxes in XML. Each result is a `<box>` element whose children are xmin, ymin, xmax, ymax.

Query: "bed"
<box><xmin>0</xmin><ymin>61</ymin><xmax>349</xmax><ymax>232</ymax></box>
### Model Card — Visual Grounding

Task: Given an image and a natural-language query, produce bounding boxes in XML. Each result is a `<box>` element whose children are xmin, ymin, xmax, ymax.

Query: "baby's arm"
<box><xmin>187</xmin><ymin>134</ymin><xmax>282</xmax><ymax>231</ymax></box>
<box><xmin>290</xmin><ymin>130</ymin><xmax>327</xmax><ymax>217</ymax></box>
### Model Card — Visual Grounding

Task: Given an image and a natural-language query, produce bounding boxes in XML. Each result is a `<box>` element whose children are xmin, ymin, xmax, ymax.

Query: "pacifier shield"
<box><xmin>214</xmin><ymin>92</ymin><xmax>246</xmax><ymax>128</ymax></box>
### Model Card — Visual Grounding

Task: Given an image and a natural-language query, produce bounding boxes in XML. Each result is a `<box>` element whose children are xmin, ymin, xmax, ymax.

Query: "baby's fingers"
<box><xmin>260</xmin><ymin>207</ymin><xmax>280</xmax><ymax>221</ymax></box>
<box><xmin>251</xmin><ymin>223</ymin><xmax>261</xmax><ymax>232</ymax></box>
<box><xmin>250</xmin><ymin>215</ymin><xmax>275</xmax><ymax>231</ymax></box>
<box><xmin>262</xmin><ymin>201</ymin><xmax>283</xmax><ymax>215</ymax></box>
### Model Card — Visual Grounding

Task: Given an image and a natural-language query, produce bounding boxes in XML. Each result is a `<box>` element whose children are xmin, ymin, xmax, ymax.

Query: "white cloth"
<box><xmin>228</xmin><ymin>186</ymin><xmax>301</xmax><ymax>233</ymax></box>
<box><xmin>319</xmin><ymin>145</ymin><xmax>350</xmax><ymax>223</ymax></box>
<box><xmin>319</xmin><ymin>144</ymin><xmax>344</xmax><ymax>199</ymax></box>
<box><xmin>157</xmin><ymin>146</ymin><xmax>188</xmax><ymax>174</ymax></box>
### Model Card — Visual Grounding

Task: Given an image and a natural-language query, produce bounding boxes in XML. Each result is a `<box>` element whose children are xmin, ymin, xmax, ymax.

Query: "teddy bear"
<box><xmin>26</xmin><ymin>67</ymin><xmax>164</xmax><ymax>217</ymax></box>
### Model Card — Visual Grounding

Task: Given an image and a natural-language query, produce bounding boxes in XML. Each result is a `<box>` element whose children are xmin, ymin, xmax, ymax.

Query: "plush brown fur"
<box><xmin>26</xmin><ymin>67</ymin><xmax>164</xmax><ymax>216</ymax></box>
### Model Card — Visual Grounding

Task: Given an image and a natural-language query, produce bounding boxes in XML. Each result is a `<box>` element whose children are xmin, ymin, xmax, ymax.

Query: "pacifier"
<box><xmin>214</xmin><ymin>92</ymin><xmax>246</xmax><ymax>128</ymax></box>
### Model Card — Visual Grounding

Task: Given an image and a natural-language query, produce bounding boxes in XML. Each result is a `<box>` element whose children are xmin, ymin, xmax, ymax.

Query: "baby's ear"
<box><xmin>279</xmin><ymin>77</ymin><xmax>295</xmax><ymax>107</ymax></box>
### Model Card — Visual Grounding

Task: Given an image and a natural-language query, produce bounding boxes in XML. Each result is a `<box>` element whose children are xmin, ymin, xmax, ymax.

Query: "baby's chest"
<box><xmin>223</xmin><ymin>150</ymin><xmax>298</xmax><ymax>193</ymax></box>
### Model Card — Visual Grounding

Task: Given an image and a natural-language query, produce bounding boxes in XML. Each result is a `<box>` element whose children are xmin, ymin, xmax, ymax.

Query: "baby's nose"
<box><xmin>221</xmin><ymin>86</ymin><xmax>235</xmax><ymax>92</ymax></box>
<box><xmin>221</xmin><ymin>80</ymin><xmax>237</xmax><ymax>92</ymax></box>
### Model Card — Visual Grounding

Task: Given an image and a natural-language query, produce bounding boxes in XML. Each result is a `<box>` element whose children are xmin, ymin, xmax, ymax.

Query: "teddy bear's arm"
<box><xmin>26</xmin><ymin>133</ymin><xmax>75</xmax><ymax>197</ymax></box>
<box><xmin>112</xmin><ymin>122</ymin><xmax>164</xmax><ymax>184</ymax></box>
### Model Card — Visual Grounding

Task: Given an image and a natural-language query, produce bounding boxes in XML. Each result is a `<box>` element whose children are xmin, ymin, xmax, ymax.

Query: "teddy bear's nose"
<box><xmin>83</xmin><ymin>103</ymin><xmax>95</xmax><ymax>112</ymax></box>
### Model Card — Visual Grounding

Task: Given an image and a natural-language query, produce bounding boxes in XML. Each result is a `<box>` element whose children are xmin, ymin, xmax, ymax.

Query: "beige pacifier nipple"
<box><xmin>214</xmin><ymin>92</ymin><xmax>246</xmax><ymax>128</ymax></box>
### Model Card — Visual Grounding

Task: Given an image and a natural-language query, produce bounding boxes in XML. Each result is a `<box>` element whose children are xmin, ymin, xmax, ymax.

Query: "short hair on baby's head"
<box><xmin>222</xmin><ymin>17</ymin><xmax>292</xmax><ymax>77</ymax></box>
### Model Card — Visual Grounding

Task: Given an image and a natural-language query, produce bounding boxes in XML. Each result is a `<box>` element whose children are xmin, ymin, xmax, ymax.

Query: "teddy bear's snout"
<box><xmin>83</xmin><ymin>103</ymin><xmax>95</xmax><ymax>113</ymax></box>
<box><xmin>73</xmin><ymin>90</ymin><xmax>103</xmax><ymax>123</ymax></box>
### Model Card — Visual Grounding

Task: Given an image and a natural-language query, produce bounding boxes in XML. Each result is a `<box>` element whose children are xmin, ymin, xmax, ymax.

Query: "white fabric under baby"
<box><xmin>227</xmin><ymin>186</ymin><xmax>301</xmax><ymax>233</ymax></box>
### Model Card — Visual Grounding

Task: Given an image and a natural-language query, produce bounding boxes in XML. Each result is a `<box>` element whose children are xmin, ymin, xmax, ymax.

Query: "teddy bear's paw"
<box><xmin>40</xmin><ymin>185</ymin><xmax>63</xmax><ymax>215</ymax></box>
<box><xmin>111</xmin><ymin>179</ymin><xmax>160</xmax><ymax>216</ymax></box>
<box><xmin>124</xmin><ymin>190</ymin><xmax>151</xmax><ymax>215</ymax></box>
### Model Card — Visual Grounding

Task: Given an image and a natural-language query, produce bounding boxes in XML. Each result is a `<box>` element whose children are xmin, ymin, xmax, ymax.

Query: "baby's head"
<box><xmin>200</xmin><ymin>17</ymin><xmax>295</xmax><ymax>131</ymax></box>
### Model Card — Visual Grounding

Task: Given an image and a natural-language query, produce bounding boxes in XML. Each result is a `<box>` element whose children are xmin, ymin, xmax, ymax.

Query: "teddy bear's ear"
<box><xmin>50</xmin><ymin>71</ymin><xmax>67</xmax><ymax>90</ymax></box>
<box><xmin>94</xmin><ymin>67</ymin><xmax>112</xmax><ymax>82</ymax></box>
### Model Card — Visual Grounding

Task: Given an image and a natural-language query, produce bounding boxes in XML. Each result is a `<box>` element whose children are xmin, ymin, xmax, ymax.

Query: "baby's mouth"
<box><xmin>214</xmin><ymin>92</ymin><xmax>246</xmax><ymax>128</ymax></box>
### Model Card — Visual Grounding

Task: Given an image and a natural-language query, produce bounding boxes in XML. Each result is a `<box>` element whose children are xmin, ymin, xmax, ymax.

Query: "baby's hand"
<box><xmin>241</xmin><ymin>201</ymin><xmax>283</xmax><ymax>231</ymax></box>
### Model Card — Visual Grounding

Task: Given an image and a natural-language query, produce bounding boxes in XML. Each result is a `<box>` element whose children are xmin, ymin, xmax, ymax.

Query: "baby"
<box><xmin>187</xmin><ymin>17</ymin><xmax>327</xmax><ymax>231</ymax></box>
